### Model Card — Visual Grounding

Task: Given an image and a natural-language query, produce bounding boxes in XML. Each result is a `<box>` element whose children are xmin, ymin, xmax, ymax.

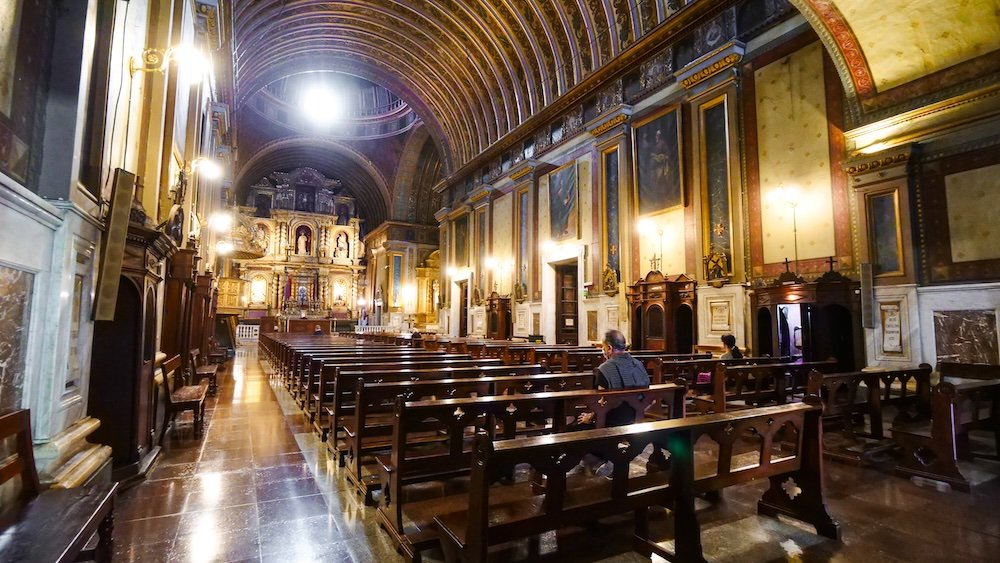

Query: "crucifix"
<box><xmin>826</xmin><ymin>256</ymin><xmax>837</xmax><ymax>272</ymax></box>
<box><xmin>783</xmin><ymin>257</ymin><xmax>792</xmax><ymax>273</ymax></box>
<box><xmin>649</xmin><ymin>254</ymin><xmax>662</xmax><ymax>272</ymax></box>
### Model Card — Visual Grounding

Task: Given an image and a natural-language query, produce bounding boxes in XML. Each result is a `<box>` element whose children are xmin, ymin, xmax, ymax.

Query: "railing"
<box><xmin>355</xmin><ymin>325</ymin><xmax>391</xmax><ymax>334</ymax></box>
<box><xmin>237</xmin><ymin>324</ymin><xmax>260</xmax><ymax>342</ymax></box>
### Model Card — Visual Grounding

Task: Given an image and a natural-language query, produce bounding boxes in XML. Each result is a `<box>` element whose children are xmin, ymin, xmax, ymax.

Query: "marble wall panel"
<box><xmin>932</xmin><ymin>309</ymin><xmax>999</xmax><ymax>365</ymax></box>
<box><xmin>0</xmin><ymin>264</ymin><xmax>33</xmax><ymax>411</ymax></box>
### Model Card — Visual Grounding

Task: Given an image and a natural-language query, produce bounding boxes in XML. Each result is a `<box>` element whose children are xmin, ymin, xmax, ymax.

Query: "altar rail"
<box><xmin>237</xmin><ymin>324</ymin><xmax>260</xmax><ymax>342</ymax></box>
<box><xmin>354</xmin><ymin>325</ymin><xmax>392</xmax><ymax>335</ymax></box>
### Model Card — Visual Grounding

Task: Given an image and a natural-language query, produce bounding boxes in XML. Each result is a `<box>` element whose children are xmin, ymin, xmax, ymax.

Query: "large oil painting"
<box><xmin>548</xmin><ymin>161</ymin><xmax>578</xmax><ymax>242</ymax></box>
<box><xmin>454</xmin><ymin>214</ymin><xmax>469</xmax><ymax>266</ymax></box>
<box><xmin>603</xmin><ymin>148</ymin><xmax>620</xmax><ymax>275</ymax></box>
<box><xmin>868</xmin><ymin>191</ymin><xmax>902</xmax><ymax>275</ymax></box>
<box><xmin>0</xmin><ymin>0</ymin><xmax>22</xmax><ymax>116</ymax></box>
<box><xmin>633</xmin><ymin>107</ymin><xmax>682</xmax><ymax>216</ymax></box>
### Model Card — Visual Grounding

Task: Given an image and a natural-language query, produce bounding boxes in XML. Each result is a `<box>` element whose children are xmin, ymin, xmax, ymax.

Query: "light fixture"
<box><xmin>357</xmin><ymin>297</ymin><xmax>367</xmax><ymax>308</ymax></box>
<box><xmin>215</xmin><ymin>240</ymin><xmax>234</xmax><ymax>255</ymax></box>
<box><xmin>299</xmin><ymin>85</ymin><xmax>346</xmax><ymax>126</ymax></box>
<box><xmin>446</xmin><ymin>266</ymin><xmax>458</xmax><ymax>278</ymax></box>
<box><xmin>541</xmin><ymin>240</ymin><xmax>556</xmax><ymax>253</ymax></box>
<box><xmin>637</xmin><ymin>219</ymin><xmax>665</xmax><ymax>272</ymax></box>
<box><xmin>207</xmin><ymin>211</ymin><xmax>233</xmax><ymax>233</ymax></box>
<box><xmin>484</xmin><ymin>256</ymin><xmax>498</xmax><ymax>271</ymax></box>
<box><xmin>770</xmin><ymin>186</ymin><xmax>802</xmax><ymax>274</ymax></box>
<box><xmin>130</xmin><ymin>44</ymin><xmax>213</xmax><ymax>77</ymax></box>
<box><xmin>189</xmin><ymin>157</ymin><xmax>223</xmax><ymax>180</ymax></box>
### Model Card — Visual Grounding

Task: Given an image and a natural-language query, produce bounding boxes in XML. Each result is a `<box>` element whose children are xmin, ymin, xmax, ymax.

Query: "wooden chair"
<box><xmin>163</xmin><ymin>354</ymin><xmax>208</xmax><ymax>437</ymax></box>
<box><xmin>189</xmin><ymin>348</ymin><xmax>220</xmax><ymax>395</ymax></box>
<box><xmin>0</xmin><ymin>409</ymin><xmax>118</xmax><ymax>562</ymax></box>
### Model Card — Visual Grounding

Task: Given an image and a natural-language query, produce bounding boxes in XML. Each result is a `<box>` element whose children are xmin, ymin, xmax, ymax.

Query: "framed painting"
<box><xmin>453</xmin><ymin>214</ymin><xmax>469</xmax><ymax>267</ymax></box>
<box><xmin>866</xmin><ymin>190</ymin><xmax>903</xmax><ymax>276</ymax></box>
<box><xmin>547</xmin><ymin>161</ymin><xmax>578</xmax><ymax>242</ymax></box>
<box><xmin>632</xmin><ymin>106</ymin><xmax>683</xmax><ymax>216</ymax></box>
<box><xmin>601</xmin><ymin>146</ymin><xmax>621</xmax><ymax>276</ymax></box>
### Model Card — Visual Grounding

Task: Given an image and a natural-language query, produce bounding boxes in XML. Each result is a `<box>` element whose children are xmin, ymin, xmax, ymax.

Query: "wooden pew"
<box><xmin>308</xmin><ymin>358</ymin><xmax>500</xmax><ymax>430</ymax></box>
<box><xmin>892</xmin><ymin>377</ymin><xmax>1000</xmax><ymax>492</ymax></box>
<box><xmin>189</xmin><ymin>347</ymin><xmax>219</xmax><ymax>395</ymax></box>
<box><xmin>161</xmin><ymin>354</ymin><xmax>208</xmax><ymax>437</ymax></box>
<box><xmin>0</xmin><ymin>410</ymin><xmax>119</xmax><ymax>563</ymax></box>
<box><xmin>377</xmin><ymin>384</ymin><xmax>687</xmax><ymax>559</ymax></box>
<box><xmin>327</xmin><ymin>364</ymin><xmax>544</xmax><ymax>457</ymax></box>
<box><xmin>346</xmin><ymin>371</ymin><xmax>600</xmax><ymax>502</ymax></box>
<box><xmin>432</xmin><ymin>399</ymin><xmax>838</xmax><ymax>563</ymax></box>
<box><xmin>695</xmin><ymin>359</ymin><xmax>838</xmax><ymax>414</ymax></box>
<box><xmin>290</xmin><ymin>350</ymin><xmax>454</xmax><ymax>401</ymax></box>
<box><xmin>806</xmin><ymin>365</ymin><xmax>930</xmax><ymax>464</ymax></box>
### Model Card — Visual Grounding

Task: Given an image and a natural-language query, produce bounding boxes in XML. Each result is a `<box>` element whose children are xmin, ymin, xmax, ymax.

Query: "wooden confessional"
<box><xmin>486</xmin><ymin>291</ymin><xmax>512</xmax><ymax>340</ymax></box>
<box><xmin>750</xmin><ymin>271</ymin><xmax>864</xmax><ymax>371</ymax></box>
<box><xmin>626</xmin><ymin>272</ymin><xmax>697</xmax><ymax>353</ymax></box>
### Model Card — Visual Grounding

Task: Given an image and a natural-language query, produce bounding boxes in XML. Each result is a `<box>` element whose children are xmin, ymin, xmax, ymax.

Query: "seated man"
<box><xmin>574</xmin><ymin>329</ymin><xmax>650</xmax><ymax>428</ymax></box>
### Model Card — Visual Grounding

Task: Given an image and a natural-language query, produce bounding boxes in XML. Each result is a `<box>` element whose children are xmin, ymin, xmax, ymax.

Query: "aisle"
<box><xmin>113</xmin><ymin>347</ymin><xmax>401</xmax><ymax>563</ymax></box>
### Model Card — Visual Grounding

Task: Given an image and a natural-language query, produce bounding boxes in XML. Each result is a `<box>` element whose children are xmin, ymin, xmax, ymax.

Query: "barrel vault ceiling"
<box><xmin>233</xmin><ymin>0</ymin><xmax>1000</xmax><ymax>195</ymax></box>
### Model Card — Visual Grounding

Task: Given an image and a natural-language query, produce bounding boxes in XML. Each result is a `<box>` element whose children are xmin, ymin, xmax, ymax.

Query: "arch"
<box><xmin>235</xmin><ymin>137</ymin><xmax>393</xmax><ymax>228</ymax></box>
<box><xmin>787</xmin><ymin>0</ymin><xmax>1000</xmax><ymax>119</ymax></box>
<box><xmin>393</xmin><ymin>125</ymin><xmax>432</xmax><ymax>222</ymax></box>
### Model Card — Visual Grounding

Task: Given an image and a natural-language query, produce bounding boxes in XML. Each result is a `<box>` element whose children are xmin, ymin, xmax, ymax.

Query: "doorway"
<box><xmin>555</xmin><ymin>263</ymin><xmax>578</xmax><ymax>345</ymax></box>
<box><xmin>674</xmin><ymin>305</ymin><xmax>694</xmax><ymax>354</ymax></box>
<box><xmin>756</xmin><ymin>308</ymin><xmax>773</xmax><ymax>357</ymax></box>
<box><xmin>458</xmin><ymin>280</ymin><xmax>469</xmax><ymax>337</ymax></box>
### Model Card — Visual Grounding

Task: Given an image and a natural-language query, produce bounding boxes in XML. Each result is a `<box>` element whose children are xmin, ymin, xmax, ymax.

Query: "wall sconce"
<box><xmin>187</xmin><ymin>157</ymin><xmax>223</xmax><ymax>180</ymax></box>
<box><xmin>215</xmin><ymin>240</ymin><xmax>234</xmax><ymax>255</ymax></box>
<box><xmin>207</xmin><ymin>211</ymin><xmax>233</xmax><ymax>233</ymax></box>
<box><xmin>637</xmin><ymin>218</ymin><xmax>666</xmax><ymax>272</ymax></box>
<box><xmin>130</xmin><ymin>44</ymin><xmax>213</xmax><ymax>77</ymax></box>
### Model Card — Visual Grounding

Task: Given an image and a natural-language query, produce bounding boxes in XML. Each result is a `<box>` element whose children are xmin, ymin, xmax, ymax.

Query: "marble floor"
<box><xmin>113</xmin><ymin>348</ymin><xmax>1000</xmax><ymax>563</ymax></box>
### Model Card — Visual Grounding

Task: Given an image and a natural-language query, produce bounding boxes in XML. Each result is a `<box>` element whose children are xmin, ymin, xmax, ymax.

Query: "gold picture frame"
<box><xmin>631</xmin><ymin>104</ymin><xmax>684</xmax><ymax>217</ymax></box>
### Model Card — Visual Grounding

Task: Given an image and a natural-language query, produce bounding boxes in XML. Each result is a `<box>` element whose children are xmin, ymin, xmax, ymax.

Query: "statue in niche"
<box><xmin>335</xmin><ymin>232</ymin><xmax>349</xmax><ymax>258</ymax></box>
<box><xmin>295</xmin><ymin>225</ymin><xmax>311</xmax><ymax>255</ymax></box>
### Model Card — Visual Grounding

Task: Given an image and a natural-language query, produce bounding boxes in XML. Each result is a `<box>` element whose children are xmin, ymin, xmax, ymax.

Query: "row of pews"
<box><xmin>809</xmin><ymin>361</ymin><xmax>1000</xmax><ymax>491</ymax></box>
<box><xmin>258</xmin><ymin>332</ymin><xmax>849</xmax><ymax>562</ymax></box>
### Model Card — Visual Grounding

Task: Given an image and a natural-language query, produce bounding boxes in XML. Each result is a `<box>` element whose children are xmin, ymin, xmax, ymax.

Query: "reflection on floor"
<box><xmin>113</xmin><ymin>348</ymin><xmax>1000</xmax><ymax>562</ymax></box>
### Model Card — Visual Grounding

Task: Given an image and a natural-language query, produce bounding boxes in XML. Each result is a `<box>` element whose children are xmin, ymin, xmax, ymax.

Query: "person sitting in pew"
<box><xmin>572</xmin><ymin>329</ymin><xmax>650</xmax><ymax>429</ymax></box>
<box><xmin>313</xmin><ymin>324</ymin><xmax>324</xmax><ymax>335</ymax></box>
<box><xmin>720</xmin><ymin>333</ymin><xmax>744</xmax><ymax>360</ymax></box>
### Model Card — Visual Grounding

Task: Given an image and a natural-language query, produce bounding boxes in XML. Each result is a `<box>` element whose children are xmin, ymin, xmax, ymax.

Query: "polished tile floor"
<box><xmin>113</xmin><ymin>348</ymin><xmax>1000</xmax><ymax>562</ymax></box>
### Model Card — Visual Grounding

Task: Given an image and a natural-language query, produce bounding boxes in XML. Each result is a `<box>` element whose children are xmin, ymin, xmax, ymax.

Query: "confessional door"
<box><xmin>555</xmin><ymin>263</ymin><xmax>579</xmax><ymax>345</ymax></box>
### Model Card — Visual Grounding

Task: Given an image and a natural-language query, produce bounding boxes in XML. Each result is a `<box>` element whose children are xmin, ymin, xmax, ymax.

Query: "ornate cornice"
<box><xmin>590</xmin><ymin>114</ymin><xmax>629</xmax><ymax>137</ymax></box>
<box><xmin>845</xmin><ymin>152</ymin><xmax>909</xmax><ymax>176</ymax></box>
<box><xmin>681</xmin><ymin>53</ymin><xmax>742</xmax><ymax>90</ymax></box>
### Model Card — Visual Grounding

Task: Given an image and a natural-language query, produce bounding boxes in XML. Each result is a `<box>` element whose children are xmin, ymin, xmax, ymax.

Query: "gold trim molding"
<box><xmin>510</xmin><ymin>166</ymin><xmax>535</xmax><ymax>181</ymax></box>
<box><xmin>846</xmin><ymin>153</ymin><xmax>909</xmax><ymax>175</ymax></box>
<box><xmin>681</xmin><ymin>53</ymin><xmax>742</xmax><ymax>89</ymax></box>
<box><xmin>590</xmin><ymin>114</ymin><xmax>629</xmax><ymax>137</ymax></box>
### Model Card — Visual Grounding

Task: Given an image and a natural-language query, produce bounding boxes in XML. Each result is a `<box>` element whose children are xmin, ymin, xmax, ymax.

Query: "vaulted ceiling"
<box><xmin>232</xmin><ymin>0</ymin><xmax>1000</xmax><ymax>202</ymax></box>
<box><xmin>233</xmin><ymin>0</ymin><xmax>698</xmax><ymax>171</ymax></box>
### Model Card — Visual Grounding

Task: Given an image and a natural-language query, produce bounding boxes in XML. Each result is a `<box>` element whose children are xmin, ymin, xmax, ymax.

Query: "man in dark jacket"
<box><xmin>575</xmin><ymin>329</ymin><xmax>651</xmax><ymax>428</ymax></box>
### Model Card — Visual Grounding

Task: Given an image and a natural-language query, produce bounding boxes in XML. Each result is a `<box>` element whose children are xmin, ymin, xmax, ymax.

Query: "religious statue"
<box><xmin>602</xmin><ymin>265</ymin><xmax>619</xmax><ymax>296</ymax></box>
<box><xmin>295</xmin><ymin>225</ymin><xmax>311</xmax><ymax>255</ymax></box>
<box><xmin>335</xmin><ymin>232</ymin><xmax>349</xmax><ymax>258</ymax></box>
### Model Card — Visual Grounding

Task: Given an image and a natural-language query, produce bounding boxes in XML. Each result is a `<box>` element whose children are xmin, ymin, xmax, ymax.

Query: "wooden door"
<box><xmin>458</xmin><ymin>281</ymin><xmax>469</xmax><ymax>337</ymax></box>
<box><xmin>555</xmin><ymin>263</ymin><xmax>578</xmax><ymax>345</ymax></box>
